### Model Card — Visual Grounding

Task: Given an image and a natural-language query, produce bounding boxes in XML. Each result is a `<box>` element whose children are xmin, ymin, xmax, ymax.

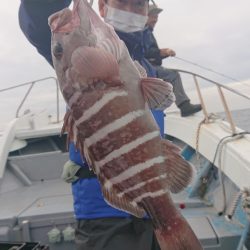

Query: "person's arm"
<box><xmin>18</xmin><ymin>0</ymin><xmax>72</xmax><ymax>66</ymax></box>
<box><xmin>145</xmin><ymin>40</ymin><xmax>176</xmax><ymax>60</ymax></box>
<box><xmin>143</xmin><ymin>32</ymin><xmax>161</xmax><ymax>59</ymax></box>
<box><xmin>143</xmin><ymin>28</ymin><xmax>162</xmax><ymax>65</ymax></box>
<box><xmin>19</xmin><ymin>0</ymin><xmax>90</xmax><ymax>169</ymax></box>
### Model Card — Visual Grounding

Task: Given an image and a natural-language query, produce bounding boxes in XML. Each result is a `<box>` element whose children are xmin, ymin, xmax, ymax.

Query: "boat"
<box><xmin>0</xmin><ymin>70</ymin><xmax>249</xmax><ymax>250</ymax></box>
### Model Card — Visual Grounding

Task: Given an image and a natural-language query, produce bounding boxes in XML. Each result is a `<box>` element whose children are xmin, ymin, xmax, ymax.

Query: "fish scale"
<box><xmin>88</xmin><ymin>112</ymin><xmax>153</xmax><ymax>160</ymax></box>
<box><xmin>49</xmin><ymin>0</ymin><xmax>203</xmax><ymax>249</ymax></box>
<box><xmin>77</xmin><ymin>91</ymin><xmax>131</xmax><ymax>134</ymax></box>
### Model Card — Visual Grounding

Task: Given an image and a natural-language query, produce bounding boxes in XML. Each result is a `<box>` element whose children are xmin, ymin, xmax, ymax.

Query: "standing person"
<box><xmin>18</xmin><ymin>0</ymin><xmax>163</xmax><ymax>249</ymax></box>
<box><xmin>144</xmin><ymin>4</ymin><xmax>202</xmax><ymax>117</ymax></box>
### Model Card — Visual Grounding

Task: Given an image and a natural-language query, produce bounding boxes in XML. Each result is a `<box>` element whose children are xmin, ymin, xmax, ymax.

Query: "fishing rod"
<box><xmin>173</xmin><ymin>56</ymin><xmax>249</xmax><ymax>86</ymax></box>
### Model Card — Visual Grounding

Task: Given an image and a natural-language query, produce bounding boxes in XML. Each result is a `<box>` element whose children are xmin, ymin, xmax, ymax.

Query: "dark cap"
<box><xmin>148</xmin><ymin>4</ymin><xmax>163</xmax><ymax>15</ymax></box>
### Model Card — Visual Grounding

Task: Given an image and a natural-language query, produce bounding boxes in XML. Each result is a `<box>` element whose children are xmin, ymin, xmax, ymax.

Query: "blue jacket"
<box><xmin>19</xmin><ymin>0</ymin><xmax>164</xmax><ymax>219</ymax></box>
<box><xmin>143</xmin><ymin>27</ymin><xmax>163</xmax><ymax>66</ymax></box>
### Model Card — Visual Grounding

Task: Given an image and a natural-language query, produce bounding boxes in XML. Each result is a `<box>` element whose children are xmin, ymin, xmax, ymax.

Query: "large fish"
<box><xmin>49</xmin><ymin>0</ymin><xmax>203</xmax><ymax>249</ymax></box>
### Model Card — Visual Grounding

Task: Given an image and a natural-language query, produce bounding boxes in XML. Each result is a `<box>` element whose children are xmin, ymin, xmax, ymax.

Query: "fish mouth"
<box><xmin>48</xmin><ymin>1</ymin><xmax>86</xmax><ymax>34</ymax></box>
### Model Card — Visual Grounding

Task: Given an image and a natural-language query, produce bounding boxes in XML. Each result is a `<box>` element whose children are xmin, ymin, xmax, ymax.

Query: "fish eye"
<box><xmin>53</xmin><ymin>42</ymin><xmax>63</xmax><ymax>60</ymax></box>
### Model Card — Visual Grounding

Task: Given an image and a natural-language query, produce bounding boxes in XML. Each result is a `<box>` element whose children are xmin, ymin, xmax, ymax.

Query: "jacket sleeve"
<box><xmin>19</xmin><ymin>0</ymin><xmax>89</xmax><ymax>168</ymax></box>
<box><xmin>18</xmin><ymin>0</ymin><xmax>72</xmax><ymax>66</ymax></box>
<box><xmin>143</xmin><ymin>28</ymin><xmax>162</xmax><ymax>66</ymax></box>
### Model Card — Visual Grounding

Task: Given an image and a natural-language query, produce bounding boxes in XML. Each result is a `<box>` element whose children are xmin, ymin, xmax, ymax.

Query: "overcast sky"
<box><xmin>1</xmin><ymin>0</ymin><xmax>250</xmax><ymax>88</ymax></box>
<box><xmin>0</xmin><ymin>0</ymin><xmax>250</xmax><ymax>124</ymax></box>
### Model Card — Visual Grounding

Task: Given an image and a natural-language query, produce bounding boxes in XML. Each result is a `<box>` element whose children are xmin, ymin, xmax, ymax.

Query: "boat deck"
<box><xmin>0</xmin><ymin>79</ymin><xmax>249</xmax><ymax>249</ymax></box>
<box><xmin>0</xmin><ymin>172</ymin><xmax>244</xmax><ymax>250</ymax></box>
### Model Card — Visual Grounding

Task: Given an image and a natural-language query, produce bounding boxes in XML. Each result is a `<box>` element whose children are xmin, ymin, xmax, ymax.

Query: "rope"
<box><xmin>213</xmin><ymin>132</ymin><xmax>249</xmax><ymax>215</ymax></box>
<box><xmin>224</xmin><ymin>187</ymin><xmax>250</xmax><ymax>229</ymax></box>
<box><xmin>195</xmin><ymin>115</ymin><xmax>249</xmax><ymax>213</ymax></box>
<box><xmin>242</xmin><ymin>188</ymin><xmax>250</xmax><ymax>220</ymax></box>
<box><xmin>226</xmin><ymin>190</ymin><xmax>243</xmax><ymax>220</ymax></box>
<box><xmin>195</xmin><ymin>113</ymin><xmax>220</xmax><ymax>164</ymax></box>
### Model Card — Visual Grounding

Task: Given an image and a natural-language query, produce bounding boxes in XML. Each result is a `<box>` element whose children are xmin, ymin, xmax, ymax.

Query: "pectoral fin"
<box><xmin>140</xmin><ymin>77</ymin><xmax>175</xmax><ymax>110</ymax></box>
<box><xmin>71</xmin><ymin>46</ymin><xmax>120</xmax><ymax>83</ymax></box>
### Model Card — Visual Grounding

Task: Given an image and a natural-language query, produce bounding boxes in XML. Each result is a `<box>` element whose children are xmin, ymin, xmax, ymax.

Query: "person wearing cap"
<box><xmin>144</xmin><ymin>4</ymin><xmax>202</xmax><ymax>117</ymax></box>
<box><xmin>19</xmin><ymin>0</ymin><xmax>163</xmax><ymax>249</ymax></box>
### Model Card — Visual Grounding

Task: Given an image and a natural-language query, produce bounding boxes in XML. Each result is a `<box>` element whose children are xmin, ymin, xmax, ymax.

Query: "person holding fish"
<box><xmin>19</xmin><ymin>0</ymin><xmax>203</xmax><ymax>249</ymax></box>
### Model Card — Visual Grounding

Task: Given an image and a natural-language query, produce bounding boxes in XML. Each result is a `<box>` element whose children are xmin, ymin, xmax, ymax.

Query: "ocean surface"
<box><xmin>229</xmin><ymin>109</ymin><xmax>250</xmax><ymax>132</ymax></box>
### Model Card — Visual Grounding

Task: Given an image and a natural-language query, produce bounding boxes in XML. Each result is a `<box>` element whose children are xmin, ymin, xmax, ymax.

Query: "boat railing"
<box><xmin>0</xmin><ymin>72</ymin><xmax>249</xmax><ymax>134</ymax></box>
<box><xmin>0</xmin><ymin>76</ymin><xmax>61</xmax><ymax>123</ymax></box>
<box><xmin>170</xmin><ymin>69</ymin><xmax>250</xmax><ymax>135</ymax></box>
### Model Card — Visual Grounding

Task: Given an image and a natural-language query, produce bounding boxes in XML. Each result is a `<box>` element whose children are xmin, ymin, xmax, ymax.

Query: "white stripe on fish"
<box><xmin>95</xmin><ymin>130</ymin><xmax>160</xmax><ymax>172</ymax></box>
<box><xmin>132</xmin><ymin>189</ymin><xmax>167</xmax><ymax>206</ymax></box>
<box><xmin>75</xmin><ymin>90</ymin><xmax>128</xmax><ymax>126</ymax></box>
<box><xmin>103</xmin><ymin>155</ymin><xmax>165</xmax><ymax>190</ymax></box>
<box><xmin>85</xmin><ymin>109</ymin><xmax>145</xmax><ymax>147</ymax></box>
<box><xmin>117</xmin><ymin>173</ymin><xmax>168</xmax><ymax>198</ymax></box>
<box><xmin>68</xmin><ymin>91</ymin><xmax>81</xmax><ymax>107</ymax></box>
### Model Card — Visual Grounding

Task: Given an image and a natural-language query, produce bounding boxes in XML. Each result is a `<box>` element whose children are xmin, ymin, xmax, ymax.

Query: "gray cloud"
<box><xmin>155</xmin><ymin>0</ymin><xmax>250</xmax><ymax>83</ymax></box>
<box><xmin>1</xmin><ymin>1</ymin><xmax>249</xmax><ymax>86</ymax></box>
<box><xmin>0</xmin><ymin>0</ymin><xmax>249</xmax><ymax>124</ymax></box>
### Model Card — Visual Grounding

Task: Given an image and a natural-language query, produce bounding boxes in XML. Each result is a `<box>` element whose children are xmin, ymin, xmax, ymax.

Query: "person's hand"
<box><xmin>160</xmin><ymin>48</ymin><xmax>176</xmax><ymax>58</ymax></box>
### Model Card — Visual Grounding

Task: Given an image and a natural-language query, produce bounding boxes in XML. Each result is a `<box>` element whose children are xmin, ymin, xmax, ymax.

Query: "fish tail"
<box><xmin>141</xmin><ymin>195</ymin><xmax>203</xmax><ymax>250</ymax></box>
<box><xmin>154</xmin><ymin>222</ymin><xmax>203</xmax><ymax>250</ymax></box>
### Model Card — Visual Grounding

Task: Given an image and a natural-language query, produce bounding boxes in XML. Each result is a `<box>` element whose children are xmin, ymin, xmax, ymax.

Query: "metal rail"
<box><xmin>0</xmin><ymin>71</ymin><xmax>249</xmax><ymax>133</ymax></box>
<box><xmin>0</xmin><ymin>76</ymin><xmax>60</xmax><ymax>123</ymax></box>
<box><xmin>170</xmin><ymin>69</ymin><xmax>250</xmax><ymax>134</ymax></box>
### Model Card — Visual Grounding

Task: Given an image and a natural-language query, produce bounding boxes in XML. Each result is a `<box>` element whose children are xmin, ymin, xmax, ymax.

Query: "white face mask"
<box><xmin>104</xmin><ymin>5</ymin><xmax>147</xmax><ymax>33</ymax></box>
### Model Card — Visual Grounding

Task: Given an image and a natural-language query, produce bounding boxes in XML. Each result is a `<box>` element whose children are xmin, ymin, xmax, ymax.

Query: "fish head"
<box><xmin>49</xmin><ymin>0</ymin><xmax>97</xmax><ymax>71</ymax></box>
<box><xmin>49</xmin><ymin>0</ymin><xmax>125</xmax><ymax>89</ymax></box>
